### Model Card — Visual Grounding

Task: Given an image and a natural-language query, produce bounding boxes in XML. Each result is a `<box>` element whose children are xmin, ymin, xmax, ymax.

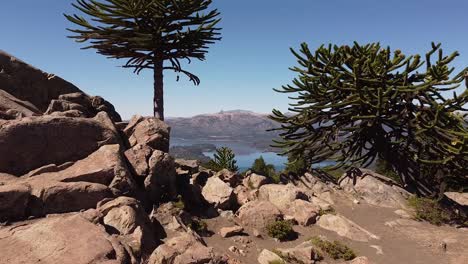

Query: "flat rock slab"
<box><xmin>317</xmin><ymin>214</ymin><xmax>380</xmax><ymax>242</ymax></box>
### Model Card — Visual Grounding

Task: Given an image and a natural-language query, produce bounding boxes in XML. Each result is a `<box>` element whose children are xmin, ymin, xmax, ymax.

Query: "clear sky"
<box><xmin>1</xmin><ymin>0</ymin><xmax>468</xmax><ymax>119</ymax></box>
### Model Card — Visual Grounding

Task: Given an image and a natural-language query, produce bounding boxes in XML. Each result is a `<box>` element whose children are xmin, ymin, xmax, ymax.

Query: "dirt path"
<box><xmin>202</xmin><ymin>199</ymin><xmax>468</xmax><ymax>264</ymax></box>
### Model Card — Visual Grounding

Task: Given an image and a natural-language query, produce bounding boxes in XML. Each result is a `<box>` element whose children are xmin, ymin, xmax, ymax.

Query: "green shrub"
<box><xmin>310</xmin><ymin>236</ymin><xmax>356</xmax><ymax>261</ymax></box>
<box><xmin>205</xmin><ymin>147</ymin><xmax>238</xmax><ymax>172</ymax></box>
<box><xmin>173</xmin><ymin>195</ymin><xmax>185</xmax><ymax>210</ymax></box>
<box><xmin>375</xmin><ymin>158</ymin><xmax>402</xmax><ymax>184</ymax></box>
<box><xmin>407</xmin><ymin>197</ymin><xmax>453</xmax><ymax>226</ymax></box>
<box><xmin>188</xmin><ymin>219</ymin><xmax>209</xmax><ymax>235</ymax></box>
<box><xmin>268</xmin><ymin>260</ymin><xmax>285</xmax><ymax>264</ymax></box>
<box><xmin>250</xmin><ymin>156</ymin><xmax>280</xmax><ymax>183</ymax></box>
<box><xmin>318</xmin><ymin>207</ymin><xmax>336</xmax><ymax>216</ymax></box>
<box><xmin>283</xmin><ymin>154</ymin><xmax>309</xmax><ymax>176</ymax></box>
<box><xmin>321</xmin><ymin>165</ymin><xmax>346</xmax><ymax>181</ymax></box>
<box><xmin>266</xmin><ymin>220</ymin><xmax>295</xmax><ymax>241</ymax></box>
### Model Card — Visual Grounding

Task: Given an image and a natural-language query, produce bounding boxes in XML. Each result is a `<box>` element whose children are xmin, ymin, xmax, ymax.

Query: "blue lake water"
<box><xmin>171</xmin><ymin>138</ymin><xmax>335</xmax><ymax>172</ymax></box>
<box><xmin>171</xmin><ymin>138</ymin><xmax>287</xmax><ymax>171</ymax></box>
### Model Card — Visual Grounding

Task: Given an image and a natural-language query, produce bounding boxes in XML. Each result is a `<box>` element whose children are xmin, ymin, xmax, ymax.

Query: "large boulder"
<box><xmin>258</xmin><ymin>184</ymin><xmax>308</xmax><ymax>210</ymax></box>
<box><xmin>125</xmin><ymin>143</ymin><xmax>154</xmax><ymax>178</ymax></box>
<box><xmin>257</xmin><ymin>249</ymin><xmax>284</xmax><ymax>264</ymax></box>
<box><xmin>45</xmin><ymin>92</ymin><xmax>121</xmax><ymax>122</ymax></box>
<box><xmin>284</xmin><ymin>199</ymin><xmax>320</xmax><ymax>226</ymax></box>
<box><xmin>147</xmin><ymin>232</ymin><xmax>227</xmax><ymax>264</ymax></box>
<box><xmin>0</xmin><ymin>112</ymin><xmax>121</xmax><ymax>175</ymax></box>
<box><xmin>202</xmin><ymin>177</ymin><xmax>234</xmax><ymax>210</ymax></box>
<box><xmin>34</xmin><ymin>181</ymin><xmax>113</xmax><ymax>215</ymax></box>
<box><xmin>145</xmin><ymin>150</ymin><xmax>178</xmax><ymax>202</ymax></box>
<box><xmin>0</xmin><ymin>214</ymin><xmax>131</xmax><ymax>264</ymax></box>
<box><xmin>237</xmin><ymin>201</ymin><xmax>282</xmax><ymax>232</ymax></box>
<box><xmin>0</xmin><ymin>89</ymin><xmax>40</xmax><ymax>119</ymax></box>
<box><xmin>339</xmin><ymin>169</ymin><xmax>411</xmax><ymax>209</ymax></box>
<box><xmin>98</xmin><ymin>197</ymin><xmax>159</xmax><ymax>258</ymax></box>
<box><xmin>124</xmin><ymin>116</ymin><xmax>170</xmax><ymax>152</ymax></box>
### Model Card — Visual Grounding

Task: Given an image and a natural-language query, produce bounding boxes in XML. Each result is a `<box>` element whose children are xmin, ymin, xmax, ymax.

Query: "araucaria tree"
<box><xmin>65</xmin><ymin>0</ymin><xmax>221</xmax><ymax>120</ymax></box>
<box><xmin>271</xmin><ymin>42</ymin><xmax>468</xmax><ymax>197</ymax></box>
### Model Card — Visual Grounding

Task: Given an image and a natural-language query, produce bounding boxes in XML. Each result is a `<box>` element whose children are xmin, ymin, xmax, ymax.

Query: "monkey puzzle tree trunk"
<box><xmin>153</xmin><ymin>59</ymin><xmax>164</xmax><ymax>120</ymax></box>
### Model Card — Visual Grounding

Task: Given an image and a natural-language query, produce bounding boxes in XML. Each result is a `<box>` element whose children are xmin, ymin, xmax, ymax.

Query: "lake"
<box><xmin>171</xmin><ymin>138</ymin><xmax>336</xmax><ymax>172</ymax></box>
<box><xmin>171</xmin><ymin>137</ymin><xmax>287</xmax><ymax>171</ymax></box>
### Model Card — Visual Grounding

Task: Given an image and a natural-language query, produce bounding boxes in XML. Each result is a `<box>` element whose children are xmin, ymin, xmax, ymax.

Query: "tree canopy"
<box><xmin>65</xmin><ymin>0</ymin><xmax>221</xmax><ymax>119</ymax></box>
<box><xmin>271</xmin><ymin>42</ymin><xmax>468</xmax><ymax>196</ymax></box>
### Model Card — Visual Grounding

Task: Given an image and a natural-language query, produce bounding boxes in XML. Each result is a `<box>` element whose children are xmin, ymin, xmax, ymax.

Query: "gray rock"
<box><xmin>202</xmin><ymin>177</ymin><xmax>234</xmax><ymax>210</ymax></box>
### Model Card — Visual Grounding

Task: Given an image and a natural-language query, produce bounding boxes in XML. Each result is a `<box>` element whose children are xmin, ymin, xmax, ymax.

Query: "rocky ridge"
<box><xmin>0</xmin><ymin>51</ymin><xmax>467</xmax><ymax>264</ymax></box>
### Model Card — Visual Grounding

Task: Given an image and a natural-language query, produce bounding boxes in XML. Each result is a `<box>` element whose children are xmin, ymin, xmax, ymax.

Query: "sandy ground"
<box><xmin>200</xmin><ymin>200</ymin><xmax>468</xmax><ymax>264</ymax></box>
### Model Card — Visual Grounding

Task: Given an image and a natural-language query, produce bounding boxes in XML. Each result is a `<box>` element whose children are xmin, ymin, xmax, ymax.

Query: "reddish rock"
<box><xmin>0</xmin><ymin>112</ymin><xmax>121</xmax><ymax>175</ymax></box>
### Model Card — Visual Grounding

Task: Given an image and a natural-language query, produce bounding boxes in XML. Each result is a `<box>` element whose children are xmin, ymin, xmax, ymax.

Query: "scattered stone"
<box><xmin>220</xmin><ymin>225</ymin><xmax>244</xmax><ymax>238</ymax></box>
<box><xmin>229</xmin><ymin>246</ymin><xmax>246</xmax><ymax>256</ymax></box>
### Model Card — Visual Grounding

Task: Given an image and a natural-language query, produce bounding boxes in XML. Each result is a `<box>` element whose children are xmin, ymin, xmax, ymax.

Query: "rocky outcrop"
<box><xmin>0</xmin><ymin>89</ymin><xmax>40</xmax><ymax>119</ymax></box>
<box><xmin>124</xmin><ymin>115</ymin><xmax>170</xmax><ymax>152</ymax></box>
<box><xmin>147</xmin><ymin>232</ymin><xmax>227</xmax><ymax>264</ymax></box>
<box><xmin>202</xmin><ymin>177</ymin><xmax>235</xmax><ymax>210</ymax></box>
<box><xmin>0</xmin><ymin>51</ymin><xmax>121</xmax><ymax>121</ymax></box>
<box><xmin>258</xmin><ymin>184</ymin><xmax>308</xmax><ymax>210</ymax></box>
<box><xmin>339</xmin><ymin>169</ymin><xmax>411</xmax><ymax>209</ymax></box>
<box><xmin>98</xmin><ymin>197</ymin><xmax>159</xmax><ymax>258</ymax></box>
<box><xmin>0</xmin><ymin>214</ymin><xmax>132</xmax><ymax>264</ymax></box>
<box><xmin>45</xmin><ymin>92</ymin><xmax>121</xmax><ymax>122</ymax></box>
<box><xmin>0</xmin><ymin>50</ymin><xmax>81</xmax><ymax>111</ymax></box>
<box><xmin>0</xmin><ymin>112</ymin><xmax>121</xmax><ymax>175</ymax></box>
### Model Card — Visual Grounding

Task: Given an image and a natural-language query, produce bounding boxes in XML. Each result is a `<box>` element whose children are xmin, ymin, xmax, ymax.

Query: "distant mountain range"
<box><xmin>166</xmin><ymin>110</ymin><xmax>281</xmax><ymax>142</ymax></box>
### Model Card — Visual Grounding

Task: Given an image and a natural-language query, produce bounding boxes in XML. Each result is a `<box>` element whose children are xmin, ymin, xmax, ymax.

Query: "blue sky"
<box><xmin>1</xmin><ymin>0</ymin><xmax>468</xmax><ymax>118</ymax></box>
